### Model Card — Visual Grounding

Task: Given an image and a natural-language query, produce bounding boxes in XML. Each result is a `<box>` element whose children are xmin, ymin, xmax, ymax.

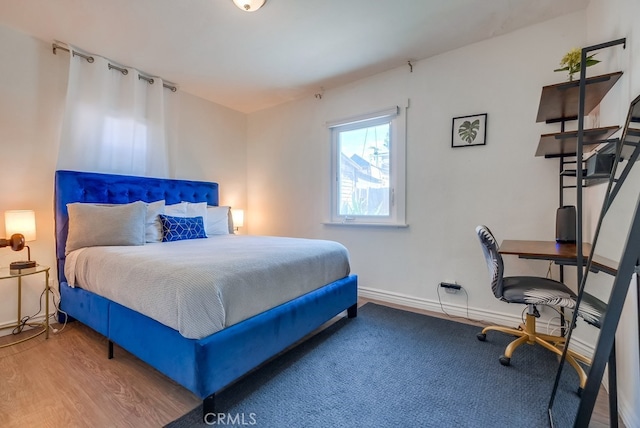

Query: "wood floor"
<box><xmin>0</xmin><ymin>299</ymin><xmax>621</xmax><ymax>427</ymax></box>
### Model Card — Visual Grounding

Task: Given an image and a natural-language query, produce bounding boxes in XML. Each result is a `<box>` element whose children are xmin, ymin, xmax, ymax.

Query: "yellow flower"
<box><xmin>559</xmin><ymin>48</ymin><xmax>582</xmax><ymax>72</ymax></box>
<box><xmin>554</xmin><ymin>47</ymin><xmax>600</xmax><ymax>81</ymax></box>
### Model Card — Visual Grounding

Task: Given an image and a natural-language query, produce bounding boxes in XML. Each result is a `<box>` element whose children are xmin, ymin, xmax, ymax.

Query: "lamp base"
<box><xmin>10</xmin><ymin>260</ymin><xmax>36</xmax><ymax>270</ymax></box>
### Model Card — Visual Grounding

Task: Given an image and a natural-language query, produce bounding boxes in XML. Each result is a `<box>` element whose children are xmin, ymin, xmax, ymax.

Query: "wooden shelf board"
<box><xmin>536</xmin><ymin>71</ymin><xmax>623</xmax><ymax>123</ymax></box>
<box><xmin>535</xmin><ymin>126</ymin><xmax>620</xmax><ymax>157</ymax></box>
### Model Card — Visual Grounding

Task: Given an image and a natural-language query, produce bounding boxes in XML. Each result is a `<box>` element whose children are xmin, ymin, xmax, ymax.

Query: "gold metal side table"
<box><xmin>0</xmin><ymin>265</ymin><xmax>50</xmax><ymax>348</ymax></box>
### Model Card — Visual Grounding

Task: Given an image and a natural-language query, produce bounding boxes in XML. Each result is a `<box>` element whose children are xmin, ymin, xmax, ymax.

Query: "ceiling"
<box><xmin>0</xmin><ymin>0</ymin><xmax>589</xmax><ymax>113</ymax></box>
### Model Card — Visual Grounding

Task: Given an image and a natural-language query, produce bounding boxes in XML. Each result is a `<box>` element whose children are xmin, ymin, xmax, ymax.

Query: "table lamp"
<box><xmin>4</xmin><ymin>210</ymin><xmax>37</xmax><ymax>269</ymax></box>
<box><xmin>231</xmin><ymin>209</ymin><xmax>244</xmax><ymax>232</ymax></box>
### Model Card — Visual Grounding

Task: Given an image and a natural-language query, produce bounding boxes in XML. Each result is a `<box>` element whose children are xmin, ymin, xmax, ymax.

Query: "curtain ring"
<box><xmin>108</xmin><ymin>63</ymin><xmax>128</xmax><ymax>75</ymax></box>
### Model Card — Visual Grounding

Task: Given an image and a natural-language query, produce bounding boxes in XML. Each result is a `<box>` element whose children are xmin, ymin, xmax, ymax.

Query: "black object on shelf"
<box><xmin>586</xmin><ymin>153</ymin><xmax>615</xmax><ymax>177</ymax></box>
<box><xmin>556</xmin><ymin>205</ymin><xmax>576</xmax><ymax>243</ymax></box>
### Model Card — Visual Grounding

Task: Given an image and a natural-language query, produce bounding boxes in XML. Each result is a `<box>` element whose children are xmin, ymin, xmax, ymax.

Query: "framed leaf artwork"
<box><xmin>451</xmin><ymin>113</ymin><xmax>487</xmax><ymax>148</ymax></box>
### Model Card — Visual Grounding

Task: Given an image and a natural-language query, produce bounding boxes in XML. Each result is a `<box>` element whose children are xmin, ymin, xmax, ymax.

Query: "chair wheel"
<box><xmin>476</xmin><ymin>333</ymin><xmax>486</xmax><ymax>341</ymax></box>
<box><xmin>499</xmin><ymin>356</ymin><xmax>511</xmax><ymax>366</ymax></box>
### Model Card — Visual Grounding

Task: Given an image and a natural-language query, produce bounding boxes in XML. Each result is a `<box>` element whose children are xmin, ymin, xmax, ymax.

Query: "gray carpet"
<box><xmin>166</xmin><ymin>303</ymin><xmax>577</xmax><ymax>427</ymax></box>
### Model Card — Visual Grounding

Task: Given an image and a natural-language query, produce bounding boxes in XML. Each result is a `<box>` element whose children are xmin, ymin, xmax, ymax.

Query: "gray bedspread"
<box><xmin>64</xmin><ymin>235</ymin><xmax>351</xmax><ymax>339</ymax></box>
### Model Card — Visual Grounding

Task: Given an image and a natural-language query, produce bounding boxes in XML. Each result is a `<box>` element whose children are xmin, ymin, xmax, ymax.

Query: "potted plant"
<box><xmin>554</xmin><ymin>48</ymin><xmax>600</xmax><ymax>81</ymax></box>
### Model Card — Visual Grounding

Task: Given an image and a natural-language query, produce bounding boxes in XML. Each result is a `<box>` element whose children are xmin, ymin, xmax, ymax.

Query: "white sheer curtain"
<box><xmin>57</xmin><ymin>47</ymin><xmax>170</xmax><ymax>177</ymax></box>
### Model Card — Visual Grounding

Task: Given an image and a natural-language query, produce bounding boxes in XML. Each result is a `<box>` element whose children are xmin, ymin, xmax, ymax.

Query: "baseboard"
<box><xmin>619</xmin><ymin>395</ymin><xmax>640</xmax><ymax>428</ymax></box>
<box><xmin>358</xmin><ymin>286</ymin><xmax>595</xmax><ymax>357</ymax></box>
<box><xmin>359</xmin><ymin>286</ymin><xmax>520</xmax><ymax>326</ymax></box>
<box><xmin>0</xmin><ymin>314</ymin><xmax>48</xmax><ymax>338</ymax></box>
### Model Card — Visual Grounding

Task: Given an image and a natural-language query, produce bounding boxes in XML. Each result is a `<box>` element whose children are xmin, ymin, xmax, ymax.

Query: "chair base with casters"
<box><xmin>476</xmin><ymin>303</ymin><xmax>591</xmax><ymax>395</ymax></box>
<box><xmin>475</xmin><ymin>225</ymin><xmax>591</xmax><ymax>394</ymax></box>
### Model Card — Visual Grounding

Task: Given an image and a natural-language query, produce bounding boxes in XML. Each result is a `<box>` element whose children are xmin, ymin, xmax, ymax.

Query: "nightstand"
<box><xmin>0</xmin><ymin>264</ymin><xmax>50</xmax><ymax>348</ymax></box>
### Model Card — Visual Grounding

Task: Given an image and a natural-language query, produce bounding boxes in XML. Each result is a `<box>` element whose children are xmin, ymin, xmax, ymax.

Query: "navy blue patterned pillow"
<box><xmin>159</xmin><ymin>214</ymin><xmax>207</xmax><ymax>242</ymax></box>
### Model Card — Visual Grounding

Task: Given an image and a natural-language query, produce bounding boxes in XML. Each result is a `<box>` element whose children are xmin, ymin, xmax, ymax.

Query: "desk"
<box><xmin>501</xmin><ymin>240</ymin><xmax>626</xmax><ymax>427</ymax></box>
<box><xmin>499</xmin><ymin>240</ymin><xmax>618</xmax><ymax>276</ymax></box>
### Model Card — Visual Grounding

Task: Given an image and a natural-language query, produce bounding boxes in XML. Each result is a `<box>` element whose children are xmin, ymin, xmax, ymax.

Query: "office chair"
<box><xmin>475</xmin><ymin>225</ymin><xmax>591</xmax><ymax>393</ymax></box>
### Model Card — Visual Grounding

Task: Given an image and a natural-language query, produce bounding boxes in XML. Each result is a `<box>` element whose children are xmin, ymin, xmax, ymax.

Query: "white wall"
<box><xmin>1</xmin><ymin>4</ymin><xmax>636</xmax><ymax>424</ymax></box>
<box><xmin>0</xmin><ymin>24</ymin><xmax>247</xmax><ymax>334</ymax></box>
<box><xmin>0</xmin><ymin>25</ymin><xmax>66</xmax><ymax>332</ymax></box>
<box><xmin>170</xmin><ymin>90</ymin><xmax>247</xmax><ymax>210</ymax></box>
<box><xmin>584</xmin><ymin>0</ymin><xmax>640</xmax><ymax>426</ymax></box>
<box><xmin>247</xmin><ymin>7</ymin><xmax>640</xmax><ymax>423</ymax></box>
<box><xmin>247</xmin><ymin>12</ymin><xmax>587</xmax><ymax>322</ymax></box>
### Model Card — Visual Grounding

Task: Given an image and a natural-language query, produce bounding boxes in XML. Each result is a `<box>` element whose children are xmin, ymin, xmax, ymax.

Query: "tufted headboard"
<box><xmin>54</xmin><ymin>170</ymin><xmax>219</xmax><ymax>285</ymax></box>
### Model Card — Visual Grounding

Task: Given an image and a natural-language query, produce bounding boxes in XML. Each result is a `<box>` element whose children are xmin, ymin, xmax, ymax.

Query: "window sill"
<box><xmin>322</xmin><ymin>222</ymin><xmax>409</xmax><ymax>228</ymax></box>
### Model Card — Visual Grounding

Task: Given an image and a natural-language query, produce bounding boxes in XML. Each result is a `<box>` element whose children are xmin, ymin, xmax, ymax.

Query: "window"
<box><xmin>329</xmin><ymin>105</ymin><xmax>406</xmax><ymax>226</ymax></box>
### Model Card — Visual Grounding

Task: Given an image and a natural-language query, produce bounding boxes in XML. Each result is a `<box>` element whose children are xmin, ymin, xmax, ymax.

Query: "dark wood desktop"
<box><xmin>499</xmin><ymin>239</ymin><xmax>618</xmax><ymax>276</ymax></box>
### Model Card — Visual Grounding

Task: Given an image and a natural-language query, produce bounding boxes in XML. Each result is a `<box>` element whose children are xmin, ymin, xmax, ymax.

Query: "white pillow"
<box><xmin>165</xmin><ymin>202</ymin><xmax>187</xmax><ymax>216</ymax></box>
<box><xmin>66</xmin><ymin>201</ymin><xmax>146</xmax><ymax>255</ymax></box>
<box><xmin>206</xmin><ymin>206</ymin><xmax>231</xmax><ymax>235</ymax></box>
<box><xmin>145</xmin><ymin>200</ymin><xmax>165</xmax><ymax>243</ymax></box>
<box><xmin>184</xmin><ymin>202</ymin><xmax>208</xmax><ymax>224</ymax></box>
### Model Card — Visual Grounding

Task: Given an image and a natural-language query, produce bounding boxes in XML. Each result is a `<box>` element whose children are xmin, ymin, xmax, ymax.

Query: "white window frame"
<box><xmin>327</xmin><ymin>104</ymin><xmax>407</xmax><ymax>227</ymax></box>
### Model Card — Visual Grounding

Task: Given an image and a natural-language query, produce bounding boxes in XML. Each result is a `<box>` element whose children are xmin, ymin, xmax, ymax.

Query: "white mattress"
<box><xmin>64</xmin><ymin>235</ymin><xmax>351</xmax><ymax>339</ymax></box>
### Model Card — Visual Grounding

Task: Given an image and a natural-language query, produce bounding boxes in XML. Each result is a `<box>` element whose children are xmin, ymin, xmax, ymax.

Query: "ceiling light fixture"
<box><xmin>232</xmin><ymin>0</ymin><xmax>266</xmax><ymax>12</ymax></box>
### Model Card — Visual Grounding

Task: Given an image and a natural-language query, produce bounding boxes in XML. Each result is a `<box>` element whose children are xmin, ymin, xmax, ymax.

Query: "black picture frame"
<box><xmin>452</xmin><ymin>113</ymin><xmax>487</xmax><ymax>148</ymax></box>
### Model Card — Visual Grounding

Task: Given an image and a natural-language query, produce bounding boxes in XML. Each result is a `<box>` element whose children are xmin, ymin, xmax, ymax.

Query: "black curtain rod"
<box><xmin>52</xmin><ymin>43</ymin><xmax>177</xmax><ymax>92</ymax></box>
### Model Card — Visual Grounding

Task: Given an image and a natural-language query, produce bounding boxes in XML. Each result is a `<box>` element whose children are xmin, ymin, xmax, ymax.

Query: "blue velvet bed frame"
<box><xmin>54</xmin><ymin>170</ymin><xmax>358</xmax><ymax>418</ymax></box>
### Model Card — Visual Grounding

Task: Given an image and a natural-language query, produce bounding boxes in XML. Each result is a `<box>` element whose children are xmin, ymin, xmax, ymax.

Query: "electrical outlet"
<box><xmin>440</xmin><ymin>282</ymin><xmax>461</xmax><ymax>290</ymax></box>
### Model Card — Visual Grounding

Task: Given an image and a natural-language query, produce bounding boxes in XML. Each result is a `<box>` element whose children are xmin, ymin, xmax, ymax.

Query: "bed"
<box><xmin>54</xmin><ymin>170</ymin><xmax>358</xmax><ymax>419</ymax></box>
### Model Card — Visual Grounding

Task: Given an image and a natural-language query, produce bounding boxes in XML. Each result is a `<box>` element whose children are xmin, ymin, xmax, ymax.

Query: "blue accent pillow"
<box><xmin>159</xmin><ymin>214</ymin><xmax>207</xmax><ymax>242</ymax></box>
